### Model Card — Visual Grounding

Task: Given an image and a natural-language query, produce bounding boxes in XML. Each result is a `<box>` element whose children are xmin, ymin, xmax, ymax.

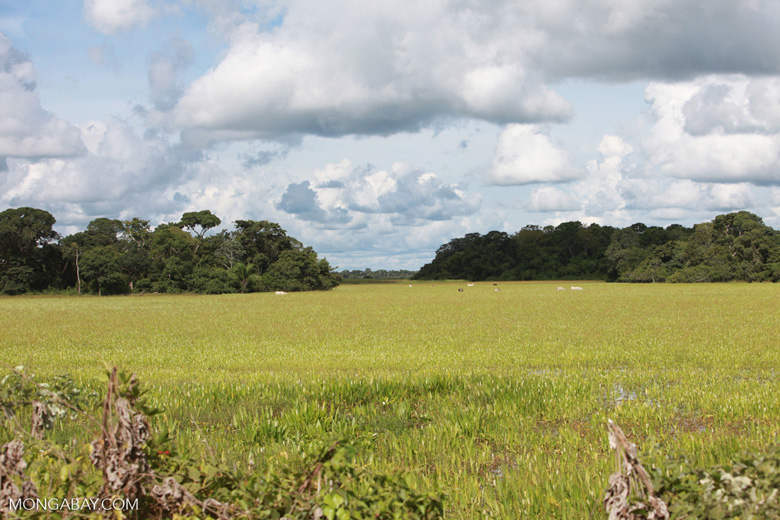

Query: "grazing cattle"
<box><xmin>409</xmin><ymin>284</ymin><xmax>413</xmax><ymax>288</ymax></box>
<box><xmin>494</xmin><ymin>288</ymin><xmax>500</xmax><ymax>292</ymax></box>
<box><xmin>467</xmin><ymin>283</ymin><xmax>475</xmax><ymax>287</ymax></box>
<box><xmin>275</xmin><ymin>291</ymin><xmax>287</xmax><ymax>295</ymax></box>
<box><xmin>458</xmin><ymin>288</ymin><xmax>464</xmax><ymax>292</ymax></box>
<box><xmin>557</xmin><ymin>287</ymin><xmax>565</xmax><ymax>291</ymax></box>
<box><xmin>570</xmin><ymin>286</ymin><xmax>583</xmax><ymax>290</ymax></box>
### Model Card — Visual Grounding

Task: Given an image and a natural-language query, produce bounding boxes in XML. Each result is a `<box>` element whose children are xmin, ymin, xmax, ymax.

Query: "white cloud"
<box><xmin>772</xmin><ymin>187</ymin><xmax>780</xmax><ymax>207</ymax></box>
<box><xmin>0</xmin><ymin>35</ymin><xmax>84</xmax><ymax>158</ymax></box>
<box><xmin>647</xmin><ymin>180</ymin><xmax>704</xmax><ymax>209</ymax></box>
<box><xmin>277</xmin><ymin>159</ymin><xmax>481</xmax><ymax>228</ymax></box>
<box><xmin>645</xmin><ymin>76</ymin><xmax>780</xmax><ymax>184</ymax></box>
<box><xmin>156</xmin><ymin>0</ymin><xmax>780</xmax><ymax>142</ymax></box>
<box><xmin>746</xmin><ymin>77</ymin><xmax>780</xmax><ymax>129</ymax></box>
<box><xmin>597</xmin><ymin>135</ymin><xmax>634</xmax><ymax>158</ymax></box>
<box><xmin>706</xmin><ymin>183</ymin><xmax>754</xmax><ymax>211</ymax></box>
<box><xmin>83</xmin><ymin>0</ymin><xmax>157</xmax><ymax>35</ymax></box>
<box><xmin>522</xmin><ymin>134</ymin><xmax>636</xmax><ymax>222</ymax></box>
<box><xmin>487</xmin><ymin>124</ymin><xmax>579</xmax><ymax>185</ymax></box>
<box><xmin>148</xmin><ymin>37</ymin><xmax>194</xmax><ymax>110</ymax></box>
<box><xmin>526</xmin><ymin>186</ymin><xmax>580</xmax><ymax>212</ymax></box>
<box><xmin>162</xmin><ymin>1</ymin><xmax>581</xmax><ymax>139</ymax></box>
<box><xmin>1</xmin><ymin>119</ymin><xmax>194</xmax><ymax>216</ymax></box>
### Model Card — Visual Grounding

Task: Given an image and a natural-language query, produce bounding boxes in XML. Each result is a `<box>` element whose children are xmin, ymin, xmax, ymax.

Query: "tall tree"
<box><xmin>234</xmin><ymin>219</ymin><xmax>302</xmax><ymax>273</ymax></box>
<box><xmin>179</xmin><ymin>210</ymin><xmax>221</xmax><ymax>240</ymax></box>
<box><xmin>0</xmin><ymin>207</ymin><xmax>58</xmax><ymax>294</ymax></box>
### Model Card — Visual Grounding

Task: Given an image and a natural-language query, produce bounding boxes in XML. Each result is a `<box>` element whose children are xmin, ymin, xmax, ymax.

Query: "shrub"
<box><xmin>0</xmin><ymin>368</ymin><xmax>444</xmax><ymax>519</ymax></box>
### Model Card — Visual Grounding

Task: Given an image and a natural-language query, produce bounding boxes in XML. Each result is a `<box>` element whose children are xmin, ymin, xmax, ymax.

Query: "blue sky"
<box><xmin>3</xmin><ymin>1</ymin><xmax>780</xmax><ymax>270</ymax></box>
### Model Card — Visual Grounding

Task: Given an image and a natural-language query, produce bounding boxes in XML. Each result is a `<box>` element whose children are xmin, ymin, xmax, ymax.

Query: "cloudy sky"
<box><xmin>3</xmin><ymin>0</ymin><xmax>780</xmax><ymax>269</ymax></box>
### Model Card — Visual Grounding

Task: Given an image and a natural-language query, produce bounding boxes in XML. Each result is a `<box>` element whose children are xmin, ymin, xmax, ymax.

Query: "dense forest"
<box><xmin>413</xmin><ymin>211</ymin><xmax>780</xmax><ymax>283</ymax></box>
<box><xmin>0</xmin><ymin>207</ymin><xmax>340</xmax><ymax>296</ymax></box>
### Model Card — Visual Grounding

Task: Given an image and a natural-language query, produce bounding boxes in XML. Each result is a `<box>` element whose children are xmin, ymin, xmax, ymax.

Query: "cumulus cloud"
<box><xmin>487</xmin><ymin>124</ymin><xmax>579</xmax><ymax>185</ymax></box>
<box><xmin>84</xmin><ymin>0</ymin><xmax>157</xmax><ymax>35</ymax></box>
<box><xmin>646</xmin><ymin>76</ymin><xmax>780</xmax><ymax>184</ymax></box>
<box><xmin>149</xmin><ymin>0</ymin><xmax>780</xmax><ymax>142</ymax></box>
<box><xmin>526</xmin><ymin>186</ymin><xmax>580</xmax><ymax>212</ymax></box>
<box><xmin>706</xmin><ymin>183</ymin><xmax>755</xmax><ymax>211</ymax></box>
<box><xmin>148</xmin><ymin>37</ymin><xmax>194</xmax><ymax>111</ymax></box>
<box><xmin>522</xmin><ymin>134</ymin><xmax>635</xmax><ymax>223</ymax></box>
<box><xmin>239</xmin><ymin>142</ymin><xmax>290</xmax><ymax>169</ymax></box>
<box><xmin>540</xmin><ymin>0</ymin><xmax>780</xmax><ymax>80</ymax></box>
<box><xmin>0</xmin><ymin>35</ymin><xmax>84</xmax><ymax>158</ymax></box>
<box><xmin>276</xmin><ymin>159</ymin><xmax>480</xmax><ymax>228</ymax></box>
<box><xmin>682</xmin><ymin>83</ymin><xmax>758</xmax><ymax>136</ymax></box>
<box><xmin>1</xmin><ymin>119</ymin><xmax>198</xmax><ymax>221</ymax></box>
<box><xmin>161</xmin><ymin>1</ymin><xmax>578</xmax><ymax>139</ymax></box>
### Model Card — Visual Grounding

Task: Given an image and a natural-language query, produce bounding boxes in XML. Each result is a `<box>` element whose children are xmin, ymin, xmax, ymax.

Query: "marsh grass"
<box><xmin>2</xmin><ymin>281</ymin><xmax>779</xmax><ymax>517</ymax></box>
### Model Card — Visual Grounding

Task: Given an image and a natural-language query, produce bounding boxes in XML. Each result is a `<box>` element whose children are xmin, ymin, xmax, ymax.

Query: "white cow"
<box><xmin>557</xmin><ymin>287</ymin><xmax>565</xmax><ymax>291</ymax></box>
<box><xmin>275</xmin><ymin>291</ymin><xmax>287</xmax><ymax>295</ymax></box>
<box><xmin>570</xmin><ymin>286</ymin><xmax>583</xmax><ymax>290</ymax></box>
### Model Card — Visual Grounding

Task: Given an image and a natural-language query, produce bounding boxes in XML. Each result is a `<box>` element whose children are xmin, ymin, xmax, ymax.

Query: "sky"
<box><xmin>2</xmin><ymin>1</ymin><xmax>780</xmax><ymax>270</ymax></box>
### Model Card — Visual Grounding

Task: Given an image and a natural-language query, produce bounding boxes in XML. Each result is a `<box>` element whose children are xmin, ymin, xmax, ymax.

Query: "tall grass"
<box><xmin>2</xmin><ymin>281</ymin><xmax>779</xmax><ymax>517</ymax></box>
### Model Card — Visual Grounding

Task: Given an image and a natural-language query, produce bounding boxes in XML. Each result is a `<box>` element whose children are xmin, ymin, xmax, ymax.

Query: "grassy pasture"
<box><xmin>1</xmin><ymin>281</ymin><xmax>780</xmax><ymax>518</ymax></box>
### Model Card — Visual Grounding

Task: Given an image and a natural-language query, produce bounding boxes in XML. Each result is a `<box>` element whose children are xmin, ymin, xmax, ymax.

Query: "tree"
<box><xmin>61</xmin><ymin>241</ymin><xmax>83</xmax><ymax>294</ymax></box>
<box><xmin>0</xmin><ymin>207</ymin><xmax>59</xmax><ymax>294</ymax></box>
<box><xmin>604</xmin><ymin>227</ymin><xmax>650</xmax><ymax>281</ymax></box>
<box><xmin>179</xmin><ymin>210</ymin><xmax>221</xmax><ymax>240</ymax></box>
<box><xmin>263</xmin><ymin>248</ymin><xmax>340</xmax><ymax>291</ymax></box>
<box><xmin>213</xmin><ymin>231</ymin><xmax>245</xmax><ymax>270</ymax></box>
<box><xmin>148</xmin><ymin>225</ymin><xmax>197</xmax><ymax>292</ymax></box>
<box><xmin>85</xmin><ymin>218</ymin><xmax>123</xmax><ymax>246</ymax></box>
<box><xmin>0</xmin><ymin>207</ymin><xmax>58</xmax><ymax>258</ymax></box>
<box><xmin>79</xmin><ymin>245</ymin><xmax>128</xmax><ymax>296</ymax></box>
<box><xmin>230</xmin><ymin>262</ymin><xmax>258</xmax><ymax>293</ymax></box>
<box><xmin>121</xmin><ymin>218</ymin><xmax>152</xmax><ymax>248</ymax></box>
<box><xmin>234</xmin><ymin>220</ymin><xmax>302</xmax><ymax>273</ymax></box>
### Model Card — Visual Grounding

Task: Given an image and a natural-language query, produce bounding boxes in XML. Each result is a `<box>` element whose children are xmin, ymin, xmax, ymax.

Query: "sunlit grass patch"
<box><xmin>1</xmin><ymin>281</ymin><xmax>779</xmax><ymax>517</ymax></box>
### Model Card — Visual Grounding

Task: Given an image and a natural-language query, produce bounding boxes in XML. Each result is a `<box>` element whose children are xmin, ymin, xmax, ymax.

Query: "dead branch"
<box><xmin>31</xmin><ymin>401</ymin><xmax>47</xmax><ymax>439</ymax></box>
<box><xmin>88</xmin><ymin>367</ymin><xmax>243</xmax><ymax>519</ymax></box>
<box><xmin>604</xmin><ymin>420</ymin><xmax>669</xmax><ymax>520</ymax></box>
<box><xmin>90</xmin><ymin>368</ymin><xmax>150</xmax><ymax>501</ymax></box>
<box><xmin>0</xmin><ymin>440</ymin><xmax>38</xmax><ymax>514</ymax></box>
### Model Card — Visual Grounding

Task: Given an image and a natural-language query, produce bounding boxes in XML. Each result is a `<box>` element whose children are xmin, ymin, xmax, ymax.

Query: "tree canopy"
<box><xmin>413</xmin><ymin>212</ymin><xmax>780</xmax><ymax>283</ymax></box>
<box><xmin>0</xmin><ymin>207</ymin><xmax>340</xmax><ymax>295</ymax></box>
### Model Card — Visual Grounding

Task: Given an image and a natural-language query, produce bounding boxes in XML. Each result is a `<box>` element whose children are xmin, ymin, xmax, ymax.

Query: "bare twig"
<box><xmin>604</xmin><ymin>420</ymin><xmax>669</xmax><ymax>520</ymax></box>
<box><xmin>0</xmin><ymin>440</ymin><xmax>38</xmax><ymax>514</ymax></box>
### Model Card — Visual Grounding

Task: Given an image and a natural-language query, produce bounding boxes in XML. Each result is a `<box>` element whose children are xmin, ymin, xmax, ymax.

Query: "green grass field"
<box><xmin>2</xmin><ymin>281</ymin><xmax>779</xmax><ymax>517</ymax></box>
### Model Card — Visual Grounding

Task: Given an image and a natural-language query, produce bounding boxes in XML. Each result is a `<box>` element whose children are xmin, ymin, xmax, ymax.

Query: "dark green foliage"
<box><xmin>79</xmin><ymin>245</ymin><xmax>129</xmax><ymax>296</ymax></box>
<box><xmin>1</xmin><ymin>369</ymin><xmax>444</xmax><ymax>520</ymax></box>
<box><xmin>415</xmin><ymin>222</ymin><xmax>614</xmax><ymax>281</ymax></box>
<box><xmin>0</xmin><ymin>207</ymin><xmax>59</xmax><ymax>294</ymax></box>
<box><xmin>651</xmin><ymin>445</ymin><xmax>780</xmax><ymax>518</ymax></box>
<box><xmin>0</xmin><ymin>207</ymin><xmax>339</xmax><ymax>295</ymax></box>
<box><xmin>415</xmin><ymin>212</ymin><xmax>780</xmax><ymax>283</ymax></box>
<box><xmin>234</xmin><ymin>219</ymin><xmax>303</xmax><ymax>273</ymax></box>
<box><xmin>178</xmin><ymin>209</ymin><xmax>221</xmax><ymax>240</ymax></box>
<box><xmin>263</xmin><ymin>248</ymin><xmax>341</xmax><ymax>292</ymax></box>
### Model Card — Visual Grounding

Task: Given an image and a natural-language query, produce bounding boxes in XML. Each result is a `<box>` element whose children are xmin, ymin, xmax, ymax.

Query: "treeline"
<box><xmin>413</xmin><ymin>211</ymin><xmax>780</xmax><ymax>283</ymax></box>
<box><xmin>0</xmin><ymin>207</ymin><xmax>340</xmax><ymax>296</ymax></box>
<box><xmin>339</xmin><ymin>268</ymin><xmax>418</xmax><ymax>279</ymax></box>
